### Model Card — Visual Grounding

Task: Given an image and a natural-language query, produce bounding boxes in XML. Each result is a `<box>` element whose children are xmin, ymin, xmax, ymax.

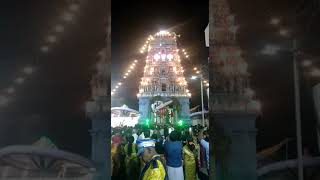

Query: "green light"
<box><xmin>178</xmin><ymin>120</ymin><xmax>183</xmax><ymax>126</ymax></box>
<box><xmin>146</xmin><ymin>119</ymin><xmax>150</xmax><ymax>126</ymax></box>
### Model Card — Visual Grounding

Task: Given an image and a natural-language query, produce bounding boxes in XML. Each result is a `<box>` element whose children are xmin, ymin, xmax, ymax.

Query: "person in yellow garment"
<box><xmin>137</xmin><ymin>138</ymin><xmax>168</xmax><ymax>180</ymax></box>
<box><xmin>183</xmin><ymin>136</ymin><xmax>198</xmax><ymax>180</ymax></box>
<box><xmin>124</xmin><ymin>135</ymin><xmax>139</xmax><ymax>180</ymax></box>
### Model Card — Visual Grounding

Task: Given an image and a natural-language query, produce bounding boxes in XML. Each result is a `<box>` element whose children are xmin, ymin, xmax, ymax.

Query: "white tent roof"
<box><xmin>111</xmin><ymin>104</ymin><xmax>139</xmax><ymax>114</ymax></box>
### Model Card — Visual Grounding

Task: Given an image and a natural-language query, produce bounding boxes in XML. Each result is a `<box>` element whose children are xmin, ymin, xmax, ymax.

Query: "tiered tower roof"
<box><xmin>137</xmin><ymin>31</ymin><xmax>191</xmax><ymax>98</ymax></box>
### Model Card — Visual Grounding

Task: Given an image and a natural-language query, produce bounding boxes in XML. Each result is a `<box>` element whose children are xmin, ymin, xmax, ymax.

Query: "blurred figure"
<box><xmin>144</xmin><ymin>129</ymin><xmax>151</xmax><ymax>139</ymax></box>
<box><xmin>183</xmin><ymin>136</ymin><xmax>197</xmax><ymax>180</ymax></box>
<box><xmin>138</xmin><ymin>129</ymin><xmax>145</xmax><ymax>140</ymax></box>
<box><xmin>198</xmin><ymin>129</ymin><xmax>209</xmax><ymax>179</ymax></box>
<box><xmin>137</xmin><ymin>139</ymin><xmax>167</xmax><ymax>180</ymax></box>
<box><xmin>124</xmin><ymin>136</ymin><xmax>139</xmax><ymax>180</ymax></box>
<box><xmin>164</xmin><ymin>130</ymin><xmax>184</xmax><ymax>180</ymax></box>
<box><xmin>132</xmin><ymin>129</ymin><xmax>138</xmax><ymax>143</ymax></box>
<box><xmin>111</xmin><ymin>134</ymin><xmax>123</xmax><ymax>179</ymax></box>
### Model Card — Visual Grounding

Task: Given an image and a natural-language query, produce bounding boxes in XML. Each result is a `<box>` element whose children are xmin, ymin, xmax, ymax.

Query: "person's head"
<box><xmin>127</xmin><ymin>135</ymin><xmax>134</xmax><ymax>144</ymax></box>
<box><xmin>137</xmin><ymin>129</ymin><xmax>142</xmax><ymax>135</ymax></box>
<box><xmin>137</xmin><ymin>139</ymin><xmax>157</xmax><ymax>163</ymax></box>
<box><xmin>186</xmin><ymin>136</ymin><xmax>195</xmax><ymax>150</ymax></box>
<box><xmin>112</xmin><ymin>135</ymin><xmax>121</xmax><ymax>145</ymax></box>
<box><xmin>144</xmin><ymin>130</ymin><xmax>150</xmax><ymax>138</ymax></box>
<box><xmin>126</xmin><ymin>135</ymin><xmax>134</xmax><ymax>155</ymax></box>
<box><xmin>141</xmin><ymin>147</ymin><xmax>157</xmax><ymax>163</ymax></box>
<box><xmin>203</xmin><ymin>130</ymin><xmax>209</xmax><ymax>142</ymax></box>
<box><xmin>169</xmin><ymin>130</ymin><xmax>180</xmax><ymax>142</ymax></box>
<box><xmin>151</xmin><ymin>133</ymin><xmax>158</xmax><ymax>140</ymax></box>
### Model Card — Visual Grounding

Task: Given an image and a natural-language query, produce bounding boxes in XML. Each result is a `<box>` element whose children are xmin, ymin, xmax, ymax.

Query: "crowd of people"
<box><xmin>111</xmin><ymin>124</ymin><xmax>210</xmax><ymax>180</ymax></box>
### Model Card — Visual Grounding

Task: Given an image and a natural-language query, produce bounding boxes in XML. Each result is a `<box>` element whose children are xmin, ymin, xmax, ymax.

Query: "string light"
<box><xmin>112</xmin><ymin>60</ymin><xmax>139</xmax><ymax>96</ymax></box>
<box><xmin>70</xmin><ymin>3</ymin><xmax>80</xmax><ymax>11</ymax></box>
<box><xmin>23</xmin><ymin>66</ymin><xmax>34</xmax><ymax>75</ymax></box>
<box><xmin>63</xmin><ymin>12</ymin><xmax>74</xmax><ymax>21</ymax></box>
<box><xmin>0</xmin><ymin>96</ymin><xmax>9</xmax><ymax>106</ymax></box>
<box><xmin>41</xmin><ymin>46</ymin><xmax>49</xmax><ymax>53</ymax></box>
<box><xmin>0</xmin><ymin>0</ymin><xmax>85</xmax><ymax>107</ymax></box>
<box><xmin>14</xmin><ymin>77</ymin><xmax>25</xmax><ymax>84</ymax></box>
<box><xmin>55</xmin><ymin>24</ymin><xmax>65</xmax><ymax>33</ymax></box>
<box><xmin>47</xmin><ymin>35</ymin><xmax>57</xmax><ymax>43</ymax></box>
<box><xmin>6</xmin><ymin>87</ymin><xmax>15</xmax><ymax>94</ymax></box>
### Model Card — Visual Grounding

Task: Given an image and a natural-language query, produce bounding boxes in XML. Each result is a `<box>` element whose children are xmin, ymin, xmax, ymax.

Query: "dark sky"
<box><xmin>0</xmin><ymin>0</ymin><xmax>105</xmax><ymax>157</ymax></box>
<box><xmin>111</xmin><ymin>0</ymin><xmax>209</xmax><ymax>110</ymax></box>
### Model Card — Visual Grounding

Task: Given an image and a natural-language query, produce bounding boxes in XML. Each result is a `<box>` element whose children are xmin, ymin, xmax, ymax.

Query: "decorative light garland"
<box><xmin>0</xmin><ymin>0</ymin><xmax>85</xmax><ymax>107</ymax></box>
<box><xmin>139</xmin><ymin>32</ymin><xmax>190</xmax><ymax>59</ymax></box>
<box><xmin>111</xmin><ymin>60</ymin><xmax>139</xmax><ymax>96</ymax></box>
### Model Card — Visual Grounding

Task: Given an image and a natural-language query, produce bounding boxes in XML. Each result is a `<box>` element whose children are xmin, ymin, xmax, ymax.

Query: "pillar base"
<box><xmin>214</xmin><ymin>112</ymin><xmax>257</xmax><ymax>180</ymax></box>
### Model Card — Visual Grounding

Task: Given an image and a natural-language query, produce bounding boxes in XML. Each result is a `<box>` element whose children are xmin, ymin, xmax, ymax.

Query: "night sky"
<box><xmin>0</xmin><ymin>0</ymin><xmax>105</xmax><ymax>157</ymax></box>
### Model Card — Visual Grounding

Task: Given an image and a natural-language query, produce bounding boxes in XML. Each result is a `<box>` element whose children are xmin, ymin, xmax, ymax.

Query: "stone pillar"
<box><xmin>87</xmin><ymin>105</ymin><xmax>108</xmax><ymax>180</ymax></box>
<box><xmin>138</xmin><ymin>97</ymin><xmax>151</xmax><ymax>124</ymax></box>
<box><xmin>214</xmin><ymin>112</ymin><xmax>257</xmax><ymax>180</ymax></box>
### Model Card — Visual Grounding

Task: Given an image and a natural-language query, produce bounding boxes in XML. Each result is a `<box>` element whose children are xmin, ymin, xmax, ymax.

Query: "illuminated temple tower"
<box><xmin>137</xmin><ymin>31</ymin><xmax>191</xmax><ymax>126</ymax></box>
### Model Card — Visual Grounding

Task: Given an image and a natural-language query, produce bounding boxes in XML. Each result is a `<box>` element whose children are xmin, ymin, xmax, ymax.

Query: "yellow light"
<box><xmin>128</xmin><ymin>70</ymin><xmax>131</xmax><ymax>73</ymax></box>
<box><xmin>134</xmin><ymin>60</ymin><xmax>138</xmax><ymax>63</ymax></box>
<box><xmin>115</xmin><ymin>86</ymin><xmax>119</xmax><ymax>88</ymax></box>
<box><xmin>203</xmin><ymin>80</ymin><xmax>207</xmax><ymax>83</ymax></box>
<box><xmin>118</xmin><ymin>82</ymin><xmax>122</xmax><ymax>85</ymax></box>
<box><xmin>123</xmin><ymin>76</ymin><xmax>127</xmax><ymax>79</ymax></box>
<box><xmin>193</xmin><ymin>67</ymin><xmax>197</xmax><ymax>71</ymax></box>
<box><xmin>206</xmin><ymin>83</ymin><xmax>209</xmax><ymax>86</ymax></box>
<box><xmin>196</xmin><ymin>71</ymin><xmax>200</xmax><ymax>74</ymax></box>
